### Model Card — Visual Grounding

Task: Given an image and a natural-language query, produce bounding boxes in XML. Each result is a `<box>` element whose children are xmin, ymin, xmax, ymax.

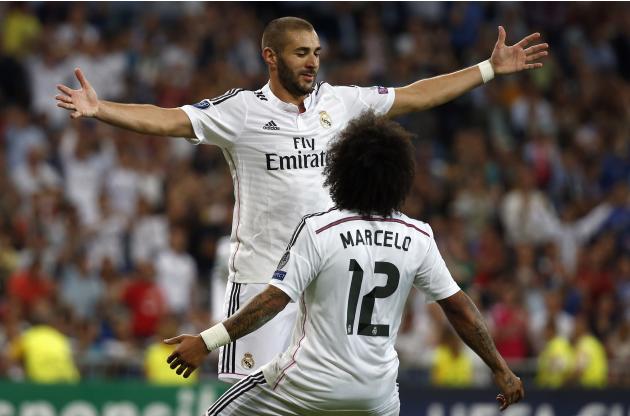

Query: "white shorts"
<box><xmin>206</xmin><ymin>372</ymin><xmax>401</xmax><ymax>416</ymax></box>
<box><xmin>218</xmin><ymin>281</ymin><xmax>297</xmax><ymax>382</ymax></box>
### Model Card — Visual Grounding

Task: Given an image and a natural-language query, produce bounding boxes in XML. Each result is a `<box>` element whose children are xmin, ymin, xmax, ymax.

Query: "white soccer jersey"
<box><xmin>264</xmin><ymin>209</ymin><xmax>460</xmax><ymax>412</ymax></box>
<box><xmin>180</xmin><ymin>83</ymin><xmax>395</xmax><ymax>284</ymax></box>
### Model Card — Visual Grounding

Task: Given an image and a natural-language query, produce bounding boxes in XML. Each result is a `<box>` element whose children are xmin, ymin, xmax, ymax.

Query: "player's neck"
<box><xmin>269</xmin><ymin>78</ymin><xmax>307</xmax><ymax>111</ymax></box>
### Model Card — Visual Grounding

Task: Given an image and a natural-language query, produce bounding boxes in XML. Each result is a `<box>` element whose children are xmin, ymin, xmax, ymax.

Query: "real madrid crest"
<box><xmin>241</xmin><ymin>353</ymin><xmax>255</xmax><ymax>369</ymax></box>
<box><xmin>319</xmin><ymin>111</ymin><xmax>332</xmax><ymax>129</ymax></box>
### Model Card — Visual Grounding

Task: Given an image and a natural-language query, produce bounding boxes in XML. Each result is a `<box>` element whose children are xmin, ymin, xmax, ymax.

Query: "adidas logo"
<box><xmin>254</xmin><ymin>91</ymin><xmax>268</xmax><ymax>101</ymax></box>
<box><xmin>263</xmin><ymin>120</ymin><xmax>280</xmax><ymax>130</ymax></box>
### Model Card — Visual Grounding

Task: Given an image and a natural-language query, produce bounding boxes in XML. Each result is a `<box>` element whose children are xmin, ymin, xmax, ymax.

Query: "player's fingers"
<box><xmin>497</xmin><ymin>26</ymin><xmax>506</xmax><ymax>45</ymax></box>
<box><xmin>71</xmin><ymin>111</ymin><xmax>82</xmax><ymax>119</ymax></box>
<box><xmin>526</xmin><ymin>51</ymin><xmax>548</xmax><ymax>62</ymax></box>
<box><xmin>176</xmin><ymin>363</ymin><xmax>187</xmax><ymax>375</ymax></box>
<box><xmin>57</xmin><ymin>102</ymin><xmax>76</xmax><ymax>111</ymax></box>
<box><xmin>57</xmin><ymin>84</ymin><xmax>74</xmax><ymax>96</ymax></box>
<box><xmin>524</xmin><ymin>43</ymin><xmax>548</xmax><ymax>55</ymax></box>
<box><xmin>166</xmin><ymin>352</ymin><xmax>178</xmax><ymax>364</ymax></box>
<box><xmin>517</xmin><ymin>32</ymin><xmax>541</xmax><ymax>48</ymax></box>
<box><xmin>55</xmin><ymin>94</ymin><xmax>73</xmax><ymax>103</ymax></box>
<box><xmin>496</xmin><ymin>394</ymin><xmax>508</xmax><ymax>411</ymax></box>
<box><xmin>183</xmin><ymin>366</ymin><xmax>195</xmax><ymax>378</ymax></box>
<box><xmin>169</xmin><ymin>356</ymin><xmax>183</xmax><ymax>369</ymax></box>
<box><xmin>524</xmin><ymin>63</ymin><xmax>544</xmax><ymax>70</ymax></box>
<box><xmin>75</xmin><ymin>68</ymin><xmax>90</xmax><ymax>89</ymax></box>
<box><xmin>163</xmin><ymin>336</ymin><xmax>183</xmax><ymax>345</ymax></box>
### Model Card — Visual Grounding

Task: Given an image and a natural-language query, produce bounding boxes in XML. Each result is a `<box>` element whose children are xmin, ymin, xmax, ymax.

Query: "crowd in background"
<box><xmin>0</xmin><ymin>2</ymin><xmax>628</xmax><ymax>387</ymax></box>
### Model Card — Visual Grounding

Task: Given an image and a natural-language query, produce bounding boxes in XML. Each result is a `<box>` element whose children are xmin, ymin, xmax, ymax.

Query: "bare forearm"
<box><xmin>438</xmin><ymin>291</ymin><xmax>508</xmax><ymax>373</ymax></box>
<box><xmin>223</xmin><ymin>286</ymin><xmax>289</xmax><ymax>341</ymax></box>
<box><xmin>390</xmin><ymin>65</ymin><xmax>484</xmax><ymax>117</ymax></box>
<box><xmin>95</xmin><ymin>101</ymin><xmax>193</xmax><ymax>137</ymax></box>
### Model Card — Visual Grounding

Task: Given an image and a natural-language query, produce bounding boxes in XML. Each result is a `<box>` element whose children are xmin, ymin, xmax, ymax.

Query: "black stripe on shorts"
<box><xmin>207</xmin><ymin>372</ymin><xmax>266</xmax><ymax>416</ymax></box>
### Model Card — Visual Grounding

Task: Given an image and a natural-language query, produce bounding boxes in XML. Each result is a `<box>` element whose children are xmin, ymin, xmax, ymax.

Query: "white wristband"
<box><xmin>478</xmin><ymin>60</ymin><xmax>495</xmax><ymax>83</ymax></box>
<box><xmin>200</xmin><ymin>323</ymin><xmax>231</xmax><ymax>352</ymax></box>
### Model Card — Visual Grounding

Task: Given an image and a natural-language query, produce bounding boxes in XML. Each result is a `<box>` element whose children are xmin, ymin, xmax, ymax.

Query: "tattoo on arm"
<box><xmin>438</xmin><ymin>291</ymin><xmax>506</xmax><ymax>373</ymax></box>
<box><xmin>223</xmin><ymin>286</ymin><xmax>290</xmax><ymax>341</ymax></box>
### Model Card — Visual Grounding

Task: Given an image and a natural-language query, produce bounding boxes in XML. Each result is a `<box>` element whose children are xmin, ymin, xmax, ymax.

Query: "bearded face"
<box><xmin>276</xmin><ymin>53</ymin><xmax>318</xmax><ymax>96</ymax></box>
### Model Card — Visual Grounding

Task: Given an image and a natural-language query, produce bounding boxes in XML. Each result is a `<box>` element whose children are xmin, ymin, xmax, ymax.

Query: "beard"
<box><xmin>277</xmin><ymin>56</ymin><xmax>317</xmax><ymax>96</ymax></box>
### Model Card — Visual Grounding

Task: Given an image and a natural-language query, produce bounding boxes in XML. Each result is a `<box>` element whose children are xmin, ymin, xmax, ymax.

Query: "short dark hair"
<box><xmin>261</xmin><ymin>17</ymin><xmax>315</xmax><ymax>52</ymax></box>
<box><xmin>324</xmin><ymin>111</ymin><xmax>415</xmax><ymax>217</ymax></box>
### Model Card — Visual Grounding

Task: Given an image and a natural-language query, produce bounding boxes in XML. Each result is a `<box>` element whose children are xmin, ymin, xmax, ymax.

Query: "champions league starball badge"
<box><xmin>277</xmin><ymin>251</ymin><xmax>290</xmax><ymax>269</ymax></box>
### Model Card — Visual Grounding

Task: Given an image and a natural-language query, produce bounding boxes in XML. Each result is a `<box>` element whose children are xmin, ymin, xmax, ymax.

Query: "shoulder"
<box><xmin>393</xmin><ymin>212</ymin><xmax>433</xmax><ymax>239</ymax></box>
<box><xmin>286</xmin><ymin>208</ymin><xmax>338</xmax><ymax>249</ymax></box>
<box><xmin>190</xmin><ymin>88</ymin><xmax>259</xmax><ymax>110</ymax></box>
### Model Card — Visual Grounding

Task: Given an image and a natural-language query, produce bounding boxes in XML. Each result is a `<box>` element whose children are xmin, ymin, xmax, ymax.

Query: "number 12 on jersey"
<box><xmin>346</xmin><ymin>259</ymin><xmax>400</xmax><ymax>337</ymax></box>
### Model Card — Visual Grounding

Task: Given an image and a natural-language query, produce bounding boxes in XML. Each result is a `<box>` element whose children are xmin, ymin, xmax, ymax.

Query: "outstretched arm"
<box><xmin>163</xmin><ymin>285</ymin><xmax>290</xmax><ymax>378</ymax></box>
<box><xmin>388</xmin><ymin>26</ymin><xmax>548</xmax><ymax>117</ymax></box>
<box><xmin>56</xmin><ymin>68</ymin><xmax>194</xmax><ymax>137</ymax></box>
<box><xmin>438</xmin><ymin>290</ymin><xmax>524</xmax><ymax>411</ymax></box>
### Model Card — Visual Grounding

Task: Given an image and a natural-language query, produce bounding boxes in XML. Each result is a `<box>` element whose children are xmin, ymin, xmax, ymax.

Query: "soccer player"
<box><xmin>56</xmin><ymin>16</ymin><xmax>547</xmax><ymax>382</ymax></box>
<box><xmin>164</xmin><ymin>112</ymin><xmax>524</xmax><ymax>415</ymax></box>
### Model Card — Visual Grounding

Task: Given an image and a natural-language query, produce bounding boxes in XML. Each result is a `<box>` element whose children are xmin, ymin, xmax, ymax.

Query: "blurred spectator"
<box><xmin>59</xmin><ymin>250</ymin><xmax>104</xmax><ymax>321</ymax></box>
<box><xmin>4</xmin><ymin>106</ymin><xmax>46</xmax><ymax>171</ymax></box>
<box><xmin>10</xmin><ymin>142</ymin><xmax>61</xmax><ymax>198</ymax></box>
<box><xmin>60</xmin><ymin>121</ymin><xmax>114</xmax><ymax>226</ymax></box>
<box><xmin>500</xmin><ymin>164</ymin><xmax>559</xmax><ymax>247</ymax></box>
<box><xmin>536</xmin><ymin>319</ymin><xmax>573</xmax><ymax>388</ymax></box>
<box><xmin>87</xmin><ymin>192</ymin><xmax>127</xmax><ymax>271</ymax></box>
<box><xmin>607</xmin><ymin>320</ymin><xmax>630</xmax><ymax>386</ymax></box>
<box><xmin>8</xmin><ymin>300</ymin><xmax>79</xmax><ymax>383</ymax></box>
<box><xmin>489</xmin><ymin>284</ymin><xmax>530</xmax><ymax>362</ymax></box>
<box><xmin>155</xmin><ymin>226</ymin><xmax>197</xmax><ymax>315</ymax></box>
<box><xmin>570</xmin><ymin>314</ymin><xmax>608</xmax><ymax>388</ymax></box>
<box><xmin>144</xmin><ymin>315</ymin><xmax>197</xmax><ymax>385</ymax></box>
<box><xmin>7</xmin><ymin>255</ymin><xmax>56</xmax><ymax>317</ymax></box>
<box><xmin>1</xmin><ymin>3</ymin><xmax>41</xmax><ymax>58</ymax></box>
<box><xmin>209</xmin><ymin>235</ymin><xmax>230</xmax><ymax>322</ymax></box>
<box><xmin>130</xmin><ymin>196</ymin><xmax>169</xmax><ymax>264</ymax></box>
<box><xmin>27</xmin><ymin>31</ymin><xmax>72</xmax><ymax>128</ymax></box>
<box><xmin>121</xmin><ymin>260</ymin><xmax>166</xmax><ymax>339</ymax></box>
<box><xmin>530</xmin><ymin>290</ymin><xmax>574</xmax><ymax>352</ymax></box>
<box><xmin>430</xmin><ymin>324</ymin><xmax>474</xmax><ymax>387</ymax></box>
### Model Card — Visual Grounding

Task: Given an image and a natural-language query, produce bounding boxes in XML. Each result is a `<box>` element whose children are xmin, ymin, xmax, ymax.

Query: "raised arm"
<box><xmin>388</xmin><ymin>26</ymin><xmax>548</xmax><ymax>117</ymax></box>
<box><xmin>56</xmin><ymin>68</ymin><xmax>194</xmax><ymax>138</ymax></box>
<box><xmin>163</xmin><ymin>285</ymin><xmax>290</xmax><ymax>378</ymax></box>
<box><xmin>437</xmin><ymin>290</ymin><xmax>524</xmax><ymax>411</ymax></box>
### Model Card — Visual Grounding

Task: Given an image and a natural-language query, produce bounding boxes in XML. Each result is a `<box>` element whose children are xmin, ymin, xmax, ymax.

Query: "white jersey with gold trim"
<box><xmin>180</xmin><ymin>83</ymin><xmax>395</xmax><ymax>284</ymax></box>
<box><xmin>264</xmin><ymin>208</ymin><xmax>460</xmax><ymax>412</ymax></box>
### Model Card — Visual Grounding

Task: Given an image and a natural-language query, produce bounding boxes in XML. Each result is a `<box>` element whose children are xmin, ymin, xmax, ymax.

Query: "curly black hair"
<box><xmin>323</xmin><ymin>111</ymin><xmax>415</xmax><ymax>217</ymax></box>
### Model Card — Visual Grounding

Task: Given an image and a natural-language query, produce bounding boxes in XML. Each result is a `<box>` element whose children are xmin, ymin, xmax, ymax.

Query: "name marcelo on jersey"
<box><xmin>340</xmin><ymin>229</ymin><xmax>411</xmax><ymax>251</ymax></box>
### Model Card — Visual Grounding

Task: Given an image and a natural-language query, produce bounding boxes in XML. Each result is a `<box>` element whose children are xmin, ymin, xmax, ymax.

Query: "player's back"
<box><xmin>264</xmin><ymin>209</ymin><xmax>459</xmax><ymax>412</ymax></box>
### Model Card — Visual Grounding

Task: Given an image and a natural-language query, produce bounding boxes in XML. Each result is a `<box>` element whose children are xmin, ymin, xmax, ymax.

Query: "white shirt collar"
<box><xmin>262</xmin><ymin>82</ymin><xmax>313</xmax><ymax>114</ymax></box>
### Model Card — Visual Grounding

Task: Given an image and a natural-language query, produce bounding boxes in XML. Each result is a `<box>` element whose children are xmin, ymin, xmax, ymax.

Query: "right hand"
<box><xmin>163</xmin><ymin>334</ymin><xmax>209</xmax><ymax>378</ymax></box>
<box><xmin>493</xmin><ymin>368</ymin><xmax>524</xmax><ymax>411</ymax></box>
<box><xmin>56</xmin><ymin>68</ymin><xmax>99</xmax><ymax>119</ymax></box>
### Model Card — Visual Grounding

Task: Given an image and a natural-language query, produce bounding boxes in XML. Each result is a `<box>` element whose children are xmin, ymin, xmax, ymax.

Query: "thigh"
<box><xmin>218</xmin><ymin>282</ymin><xmax>297</xmax><ymax>382</ymax></box>
<box><xmin>207</xmin><ymin>372</ymin><xmax>299</xmax><ymax>416</ymax></box>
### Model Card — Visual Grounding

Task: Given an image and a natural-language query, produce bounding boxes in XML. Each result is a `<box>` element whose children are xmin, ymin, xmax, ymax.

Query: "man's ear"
<box><xmin>262</xmin><ymin>47</ymin><xmax>277</xmax><ymax>67</ymax></box>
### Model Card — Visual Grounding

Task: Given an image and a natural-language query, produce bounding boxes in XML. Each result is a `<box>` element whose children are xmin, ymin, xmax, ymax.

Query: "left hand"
<box><xmin>490</xmin><ymin>26</ymin><xmax>549</xmax><ymax>75</ymax></box>
<box><xmin>164</xmin><ymin>334</ymin><xmax>209</xmax><ymax>378</ymax></box>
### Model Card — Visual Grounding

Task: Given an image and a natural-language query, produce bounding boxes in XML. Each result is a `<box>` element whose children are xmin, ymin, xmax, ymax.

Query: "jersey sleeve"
<box><xmin>413</xmin><ymin>227</ymin><xmax>460</xmax><ymax>302</ymax></box>
<box><xmin>268</xmin><ymin>218</ymin><xmax>321</xmax><ymax>302</ymax></box>
<box><xmin>179</xmin><ymin>89</ymin><xmax>246</xmax><ymax>147</ymax></box>
<box><xmin>332</xmin><ymin>85</ymin><xmax>396</xmax><ymax>120</ymax></box>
